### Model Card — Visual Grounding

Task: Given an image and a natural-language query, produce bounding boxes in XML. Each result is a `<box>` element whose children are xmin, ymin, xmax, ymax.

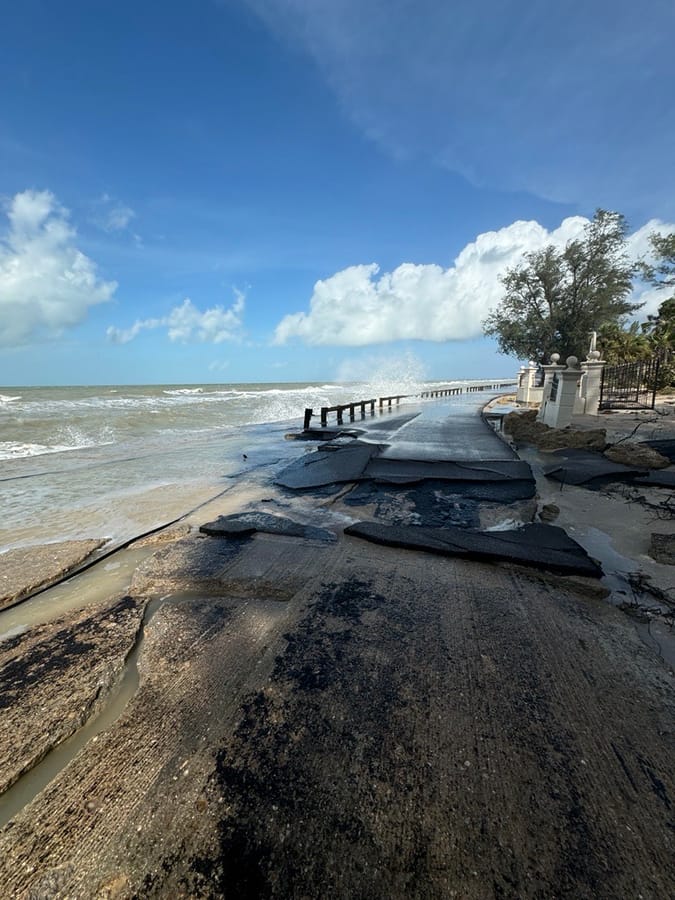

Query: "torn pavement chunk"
<box><xmin>344</xmin><ymin>521</ymin><xmax>602</xmax><ymax>577</ymax></box>
<box><xmin>544</xmin><ymin>450</ymin><xmax>645</xmax><ymax>487</ymax></box>
<box><xmin>200</xmin><ymin>512</ymin><xmax>336</xmax><ymax>542</ymax></box>
<box><xmin>274</xmin><ymin>442</ymin><xmax>383</xmax><ymax>489</ymax></box>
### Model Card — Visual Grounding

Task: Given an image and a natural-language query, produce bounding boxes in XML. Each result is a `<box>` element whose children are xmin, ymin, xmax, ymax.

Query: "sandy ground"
<box><xmin>0</xmin><ymin>399</ymin><xmax>673</xmax><ymax>898</ymax></box>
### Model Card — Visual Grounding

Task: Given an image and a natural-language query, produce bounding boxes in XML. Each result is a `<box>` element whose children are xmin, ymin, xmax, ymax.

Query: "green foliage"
<box><xmin>597</xmin><ymin>321</ymin><xmax>651</xmax><ymax>364</ymax></box>
<box><xmin>483</xmin><ymin>210</ymin><xmax>640</xmax><ymax>363</ymax></box>
<box><xmin>640</xmin><ymin>233</ymin><xmax>675</xmax><ymax>387</ymax></box>
<box><xmin>643</xmin><ymin>296</ymin><xmax>675</xmax><ymax>349</ymax></box>
<box><xmin>640</xmin><ymin>232</ymin><xmax>675</xmax><ymax>289</ymax></box>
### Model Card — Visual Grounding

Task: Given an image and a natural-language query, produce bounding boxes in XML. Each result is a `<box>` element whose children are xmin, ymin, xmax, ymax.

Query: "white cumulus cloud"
<box><xmin>273</xmin><ymin>216</ymin><xmax>675</xmax><ymax>347</ymax></box>
<box><xmin>107</xmin><ymin>290</ymin><xmax>245</xmax><ymax>345</ymax></box>
<box><xmin>105</xmin><ymin>317</ymin><xmax>163</xmax><ymax>344</ymax></box>
<box><xmin>0</xmin><ymin>189</ymin><xmax>117</xmax><ymax>347</ymax></box>
<box><xmin>273</xmin><ymin>217</ymin><xmax>583</xmax><ymax>346</ymax></box>
<box><xmin>626</xmin><ymin>218</ymin><xmax>675</xmax><ymax>318</ymax></box>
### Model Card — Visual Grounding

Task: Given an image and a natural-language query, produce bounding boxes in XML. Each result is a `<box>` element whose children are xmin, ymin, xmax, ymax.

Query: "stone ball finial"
<box><xmin>566</xmin><ymin>355</ymin><xmax>579</xmax><ymax>368</ymax></box>
<box><xmin>588</xmin><ymin>350</ymin><xmax>601</xmax><ymax>360</ymax></box>
<box><xmin>550</xmin><ymin>353</ymin><xmax>560</xmax><ymax>364</ymax></box>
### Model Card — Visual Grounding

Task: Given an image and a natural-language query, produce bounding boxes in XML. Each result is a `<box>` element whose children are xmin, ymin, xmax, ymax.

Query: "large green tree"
<box><xmin>483</xmin><ymin>209</ymin><xmax>640</xmax><ymax>363</ymax></box>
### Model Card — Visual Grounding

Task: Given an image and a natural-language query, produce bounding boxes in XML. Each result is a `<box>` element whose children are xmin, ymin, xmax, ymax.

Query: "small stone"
<box><xmin>539</xmin><ymin>503</ymin><xmax>560</xmax><ymax>523</ymax></box>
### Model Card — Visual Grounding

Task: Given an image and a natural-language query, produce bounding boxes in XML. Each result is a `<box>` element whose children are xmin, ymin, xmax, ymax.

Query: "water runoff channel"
<box><xmin>0</xmin><ymin>544</ymin><xmax>194</xmax><ymax>828</ymax></box>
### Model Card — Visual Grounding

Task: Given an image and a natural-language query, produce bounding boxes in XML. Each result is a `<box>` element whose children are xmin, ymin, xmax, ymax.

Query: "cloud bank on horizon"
<box><xmin>239</xmin><ymin>0</ymin><xmax>675</xmax><ymax>212</ymax></box>
<box><xmin>274</xmin><ymin>217</ymin><xmax>674</xmax><ymax>347</ymax></box>
<box><xmin>2</xmin><ymin>189</ymin><xmax>672</xmax><ymax>353</ymax></box>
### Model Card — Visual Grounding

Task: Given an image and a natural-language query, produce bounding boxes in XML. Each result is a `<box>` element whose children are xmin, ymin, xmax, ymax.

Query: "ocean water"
<box><xmin>1</xmin><ymin>379</ymin><xmax>502</xmax><ymax>551</ymax></box>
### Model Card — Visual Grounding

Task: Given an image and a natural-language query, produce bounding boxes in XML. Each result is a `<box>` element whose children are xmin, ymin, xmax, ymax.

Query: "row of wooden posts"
<box><xmin>303</xmin><ymin>382</ymin><xmax>516</xmax><ymax>429</ymax></box>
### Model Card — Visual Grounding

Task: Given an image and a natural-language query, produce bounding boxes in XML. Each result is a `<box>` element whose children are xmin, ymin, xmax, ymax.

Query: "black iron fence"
<box><xmin>599</xmin><ymin>355</ymin><xmax>661</xmax><ymax>410</ymax></box>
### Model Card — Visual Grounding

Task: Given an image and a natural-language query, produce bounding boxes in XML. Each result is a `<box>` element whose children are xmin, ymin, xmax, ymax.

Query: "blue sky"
<box><xmin>1</xmin><ymin>0</ymin><xmax>674</xmax><ymax>385</ymax></box>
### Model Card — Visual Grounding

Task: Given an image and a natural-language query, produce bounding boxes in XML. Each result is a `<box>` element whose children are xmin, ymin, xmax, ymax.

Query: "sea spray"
<box><xmin>336</xmin><ymin>351</ymin><xmax>429</xmax><ymax>399</ymax></box>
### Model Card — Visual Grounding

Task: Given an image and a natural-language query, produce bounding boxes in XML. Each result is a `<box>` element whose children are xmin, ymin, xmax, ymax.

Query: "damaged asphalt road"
<box><xmin>274</xmin><ymin>405</ymin><xmax>595</xmax><ymax>576</ymax></box>
<box><xmin>2</xmin><ymin>397</ymin><xmax>674</xmax><ymax>898</ymax></box>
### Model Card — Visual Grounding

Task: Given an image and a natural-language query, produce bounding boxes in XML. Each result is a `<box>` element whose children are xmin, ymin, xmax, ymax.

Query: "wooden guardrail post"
<box><xmin>320</xmin><ymin>407</ymin><xmax>328</xmax><ymax>427</ymax></box>
<box><xmin>303</xmin><ymin>408</ymin><xmax>313</xmax><ymax>429</ymax></box>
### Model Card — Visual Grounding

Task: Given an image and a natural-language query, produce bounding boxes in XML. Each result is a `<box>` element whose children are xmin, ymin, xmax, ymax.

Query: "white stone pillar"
<box><xmin>518</xmin><ymin>361</ymin><xmax>538</xmax><ymax>404</ymax></box>
<box><xmin>580</xmin><ymin>351</ymin><xmax>605</xmax><ymax>415</ymax></box>
<box><xmin>515</xmin><ymin>365</ymin><xmax>528</xmax><ymax>403</ymax></box>
<box><xmin>537</xmin><ymin>354</ymin><xmax>564</xmax><ymax>422</ymax></box>
<box><xmin>540</xmin><ymin>356</ymin><xmax>583</xmax><ymax>428</ymax></box>
<box><xmin>573</xmin><ymin>371</ymin><xmax>587</xmax><ymax>415</ymax></box>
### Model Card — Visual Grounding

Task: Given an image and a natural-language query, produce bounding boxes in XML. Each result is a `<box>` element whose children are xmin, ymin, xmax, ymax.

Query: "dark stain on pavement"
<box><xmin>182</xmin><ymin>576</ymin><xmax>424</xmax><ymax>897</ymax></box>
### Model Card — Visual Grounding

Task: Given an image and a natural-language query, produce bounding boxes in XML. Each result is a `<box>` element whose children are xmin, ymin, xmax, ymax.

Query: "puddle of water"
<box><xmin>568</xmin><ymin>525</ymin><xmax>637</xmax><ymax>595</ymax></box>
<box><xmin>564</xmin><ymin>524</ymin><xmax>675</xmax><ymax>668</ymax></box>
<box><xmin>0</xmin><ymin>547</ymin><xmax>153</xmax><ymax>640</ymax></box>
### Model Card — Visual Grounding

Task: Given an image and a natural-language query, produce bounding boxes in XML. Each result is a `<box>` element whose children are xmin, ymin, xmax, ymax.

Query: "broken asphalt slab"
<box><xmin>275</xmin><ymin>441</ymin><xmax>536</xmax><ymax>497</ymax></box>
<box><xmin>344</xmin><ymin>521</ymin><xmax>603</xmax><ymax>577</ymax></box>
<box><xmin>634</xmin><ymin>469</ymin><xmax>675</xmax><ymax>488</ymax></box>
<box><xmin>0</xmin><ymin>539</ymin><xmax>107</xmax><ymax>610</ymax></box>
<box><xmin>200</xmin><ymin>512</ymin><xmax>337</xmax><ymax>542</ymax></box>
<box><xmin>543</xmin><ymin>449</ymin><xmax>646</xmax><ymax>488</ymax></box>
<box><xmin>343</xmin><ymin>476</ymin><xmax>536</xmax><ymax>517</ymax></box>
<box><xmin>274</xmin><ymin>441</ymin><xmax>383</xmax><ymax>489</ymax></box>
<box><xmin>284</xmin><ymin>428</ymin><xmax>363</xmax><ymax>442</ymax></box>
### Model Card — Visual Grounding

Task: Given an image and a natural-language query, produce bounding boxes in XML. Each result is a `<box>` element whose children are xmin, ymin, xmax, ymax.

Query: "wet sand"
<box><xmin>0</xmin><ymin>398</ymin><xmax>673</xmax><ymax>898</ymax></box>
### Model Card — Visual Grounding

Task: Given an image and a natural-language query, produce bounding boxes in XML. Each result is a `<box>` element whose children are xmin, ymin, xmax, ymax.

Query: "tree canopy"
<box><xmin>641</xmin><ymin>232</ymin><xmax>675</xmax><ymax>291</ymax></box>
<box><xmin>483</xmin><ymin>210</ymin><xmax>640</xmax><ymax>363</ymax></box>
<box><xmin>594</xmin><ymin>230</ymin><xmax>675</xmax><ymax>386</ymax></box>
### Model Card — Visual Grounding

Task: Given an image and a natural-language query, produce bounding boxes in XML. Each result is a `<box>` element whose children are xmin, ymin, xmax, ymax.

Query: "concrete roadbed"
<box><xmin>0</xmin><ymin>535</ymin><xmax>672</xmax><ymax>898</ymax></box>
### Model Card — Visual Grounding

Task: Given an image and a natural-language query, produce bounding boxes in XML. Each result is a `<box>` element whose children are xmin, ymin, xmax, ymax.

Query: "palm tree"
<box><xmin>598</xmin><ymin>321</ymin><xmax>651</xmax><ymax>364</ymax></box>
